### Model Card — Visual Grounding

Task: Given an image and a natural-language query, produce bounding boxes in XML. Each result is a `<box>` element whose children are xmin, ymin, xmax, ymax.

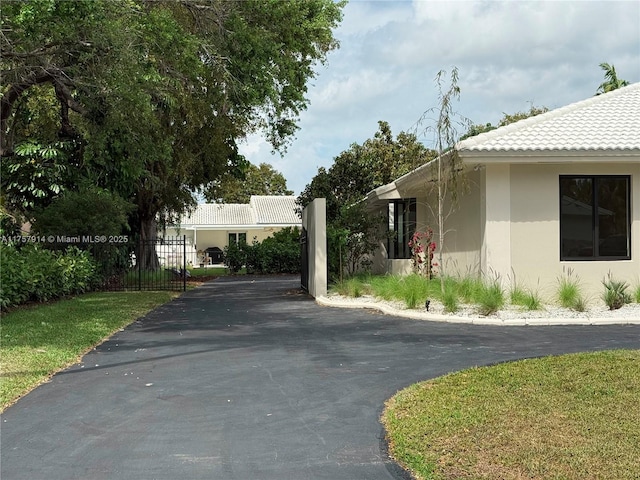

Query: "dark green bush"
<box><xmin>223</xmin><ymin>240</ymin><xmax>245</xmax><ymax>273</ymax></box>
<box><xmin>31</xmin><ymin>185</ymin><xmax>132</xmax><ymax>238</ymax></box>
<box><xmin>244</xmin><ymin>227</ymin><xmax>301</xmax><ymax>274</ymax></box>
<box><xmin>0</xmin><ymin>244</ymin><xmax>97</xmax><ymax>310</ymax></box>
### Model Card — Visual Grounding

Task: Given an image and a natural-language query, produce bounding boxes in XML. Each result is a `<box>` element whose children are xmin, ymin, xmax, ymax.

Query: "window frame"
<box><xmin>228</xmin><ymin>232</ymin><xmax>247</xmax><ymax>245</ymax></box>
<box><xmin>388</xmin><ymin>198</ymin><xmax>417</xmax><ymax>260</ymax></box>
<box><xmin>559</xmin><ymin>175</ymin><xmax>631</xmax><ymax>261</ymax></box>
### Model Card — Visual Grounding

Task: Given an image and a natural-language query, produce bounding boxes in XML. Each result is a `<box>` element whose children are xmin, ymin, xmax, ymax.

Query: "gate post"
<box><xmin>182</xmin><ymin>235</ymin><xmax>187</xmax><ymax>292</ymax></box>
<box><xmin>301</xmin><ymin>198</ymin><xmax>327</xmax><ymax>298</ymax></box>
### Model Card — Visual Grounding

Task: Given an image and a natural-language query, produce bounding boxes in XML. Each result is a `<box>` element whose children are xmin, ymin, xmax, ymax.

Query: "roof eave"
<box><xmin>460</xmin><ymin>148</ymin><xmax>640</xmax><ymax>163</ymax></box>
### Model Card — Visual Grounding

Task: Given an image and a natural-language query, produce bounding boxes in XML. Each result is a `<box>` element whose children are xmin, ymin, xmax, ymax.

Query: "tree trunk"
<box><xmin>438</xmin><ymin>156</ymin><xmax>445</xmax><ymax>294</ymax></box>
<box><xmin>137</xmin><ymin>216</ymin><xmax>160</xmax><ymax>271</ymax></box>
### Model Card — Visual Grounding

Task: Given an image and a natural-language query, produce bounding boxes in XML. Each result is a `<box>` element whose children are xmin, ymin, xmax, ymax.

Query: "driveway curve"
<box><xmin>2</xmin><ymin>275</ymin><xmax>639</xmax><ymax>480</ymax></box>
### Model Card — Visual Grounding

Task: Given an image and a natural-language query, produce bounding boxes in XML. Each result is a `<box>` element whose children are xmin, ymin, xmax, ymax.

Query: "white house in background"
<box><xmin>366</xmin><ymin>83</ymin><xmax>640</xmax><ymax>298</ymax></box>
<box><xmin>165</xmin><ymin>195</ymin><xmax>301</xmax><ymax>267</ymax></box>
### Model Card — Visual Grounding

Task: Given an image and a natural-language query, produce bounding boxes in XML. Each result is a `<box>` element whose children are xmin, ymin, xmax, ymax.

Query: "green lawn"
<box><xmin>0</xmin><ymin>291</ymin><xmax>177</xmax><ymax>411</ymax></box>
<box><xmin>382</xmin><ymin>350</ymin><xmax>640</xmax><ymax>479</ymax></box>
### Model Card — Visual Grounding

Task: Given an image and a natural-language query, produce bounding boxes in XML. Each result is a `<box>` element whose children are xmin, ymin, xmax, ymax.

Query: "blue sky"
<box><xmin>238</xmin><ymin>0</ymin><xmax>640</xmax><ymax>196</ymax></box>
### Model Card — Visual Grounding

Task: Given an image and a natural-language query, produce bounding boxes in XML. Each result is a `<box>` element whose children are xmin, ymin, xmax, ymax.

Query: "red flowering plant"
<box><xmin>408</xmin><ymin>228</ymin><xmax>437</xmax><ymax>278</ymax></box>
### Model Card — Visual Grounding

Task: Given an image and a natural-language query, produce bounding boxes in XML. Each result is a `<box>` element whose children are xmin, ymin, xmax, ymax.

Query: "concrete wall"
<box><xmin>302</xmin><ymin>198</ymin><xmax>327</xmax><ymax>298</ymax></box>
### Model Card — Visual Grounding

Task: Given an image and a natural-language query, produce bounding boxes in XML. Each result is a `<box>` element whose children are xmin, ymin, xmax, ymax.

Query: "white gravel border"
<box><xmin>316</xmin><ymin>295</ymin><xmax>640</xmax><ymax>326</ymax></box>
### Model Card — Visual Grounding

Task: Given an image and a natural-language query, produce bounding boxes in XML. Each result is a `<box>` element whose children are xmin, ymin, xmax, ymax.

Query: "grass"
<box><xmin>0</xmin><ymin>291</ymin><xmax>177</xmax><ymax>411</ymax></box>
<box><xmin>382</xmin><ymin>350</ymin><xmax>640</xmax><ymax>480</ymax></box>
<box><xmin>557</xmin><ymin>268</ymin><xmax>586</xmax><ymax>311</ymax></box>
<box><xmin>330</xmin><ymin>274</ymin><xmax>543</xmax><ymax>316</ymax></box>
<box><xmin>510</xmin><ymin>285</ymin><xmax>543</xmax><ymax>311</ymax></box>
<box><xmin>476</xmin><ymin>281</ymin><xmax>505</xmax><ymax>316</ymax></box>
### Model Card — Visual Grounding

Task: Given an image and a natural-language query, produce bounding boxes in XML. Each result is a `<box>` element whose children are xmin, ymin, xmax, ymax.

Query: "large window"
<box><xmin>560</xmin><ymin>176</ymin><xmax>630</xmax><ymax>260</ymax></box>
<box><xmin>388</xmin><ymin>198</ymin><xmax>416</xmax><ymax>259</ymax></box>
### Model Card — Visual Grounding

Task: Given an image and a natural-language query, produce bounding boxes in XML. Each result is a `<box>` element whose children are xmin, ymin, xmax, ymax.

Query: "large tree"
<box><xmin>205</xmin><ymin>162</ymin><xmax>293</xmax><ymax>203</ymax></box>
<box><xmin>298</xmin><ymin>121</ymin><xmax>436</xmax><ymax>277</ymax></box>
<box><xmin>1</xmin><ymin>0</ymin><xmax>344</xmax><ymax>267</ymax></box>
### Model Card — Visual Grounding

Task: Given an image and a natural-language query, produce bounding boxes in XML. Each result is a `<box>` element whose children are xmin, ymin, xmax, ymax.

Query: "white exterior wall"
<box><xmin>481</xmin><ymin>164</ymin><xmax>512</xmax><ymax>285</ymax></box>
<box><xmin>508</xmin><ymin>161</ymin><xmax>640</xmax><ymax>300</ymax></box>
<box><xmin>412</xmin><ymin>168</ymin><xmax>484</xmax><ymax>278</ymax></box>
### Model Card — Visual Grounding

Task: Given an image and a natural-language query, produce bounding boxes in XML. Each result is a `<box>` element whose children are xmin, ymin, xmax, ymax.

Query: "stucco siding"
<box><xmin>508</xmin><ymin>161</ymin><xmax>640</xmax><ymax>299</ymax></box>
<box><xmin>408</xmin><ymin>169</ymin><xmax>483</xmax><ymax>278</ymax></box>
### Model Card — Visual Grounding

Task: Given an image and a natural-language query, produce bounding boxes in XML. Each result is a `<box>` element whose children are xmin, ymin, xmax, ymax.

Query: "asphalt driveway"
<box><xmin>2</xmin><ymin>275</ymin><xmax>639</xmax><ymax>480</ymax></box>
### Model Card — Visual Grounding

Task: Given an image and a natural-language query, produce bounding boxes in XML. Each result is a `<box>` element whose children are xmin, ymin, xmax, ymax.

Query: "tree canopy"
<box><xmin>205</xmin><ymin>162</ymin><xmax>293</xmax><ymax>203</ymax></box>
<box><xmin>298</xmin><ymin>121</ymin><xmax>436</xmax><ymax>277</ymax></box>
<box><xmin>460</xmin><ymin>105</ymin><xmax>549</xmax><ymax>141</ymax></box>
<box><xmin>298</xmin><ymin>121</ymin><xmax>436</xmax><ymax>221</ymax></box>
<box><xmin>1</xmin><ymin>0</ymin><xmax>345</xmax><ymax>259</ymax></box>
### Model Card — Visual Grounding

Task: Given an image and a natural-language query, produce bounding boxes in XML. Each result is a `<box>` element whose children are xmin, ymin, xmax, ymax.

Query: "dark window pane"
<box><xmin>597</xmin><ymin>177</ymin><xmax>629</xmax><ymax>257</ymax></box>
<box><xmin>389</xmin><ymin>199</ymin><xmax>417</xmax><ymax>259</ymax></box>
<box><xmin>560</xmin><ymin>177</ymin><xmax>593</xmax><ymax>258</ymax></box>
<box><xmin>239</xmin><ymin>233</ymin><xmax>247</xmax><ymax>245</ymax></box>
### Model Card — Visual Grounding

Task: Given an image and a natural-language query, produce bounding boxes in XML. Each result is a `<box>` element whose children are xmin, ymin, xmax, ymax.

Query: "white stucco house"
<box><xmin>165</xmin><ymin>195</ymin><xmax>301</xmax><ymax>267</ymax></box>
<box><xmin>366</xmin><ymin>83</ymin><xmax>640</xmax><ymax>298</ymax></box>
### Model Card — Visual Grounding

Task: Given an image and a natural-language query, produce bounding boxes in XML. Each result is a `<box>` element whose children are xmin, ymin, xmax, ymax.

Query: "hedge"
<box><xmin>0</xmin><ymin>244</ymin><xmax>97</xmax><ymax>310</ymax></box>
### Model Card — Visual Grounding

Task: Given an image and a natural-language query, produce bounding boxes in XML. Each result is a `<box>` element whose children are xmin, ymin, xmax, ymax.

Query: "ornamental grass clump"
<box><xmin>458</xmin><ymin>276</ymin><xmax>483</xmax><ymax>304</ymax></box>
<box><xmin>370</xmin><ymin>275</ymin><xmax>402</xmax><ymax>302</ymax></box>
<box><xmin>476</xmin><ymin>280</ymin><xmax>505</xmax><ymax>316</ymax></box>
<box><xmin>633</xmin><ymin>284</ymin><xmax>640</xmax><ymax>304</ymax></box>
<box><xmin>557</xmin><ymin>268</ymin><xmax>586</xmax><ymax>311</ymax></box>
<box><xmin>442</xmin><ymin>284</ymin><xmax>459</xmax><ymax>313</ymax></box>
<box><xmin>399</xmin><ymin>274</ymin><xmax>430</xmax><ymax>309</ymax></box>
<box><xmin>602</xmin><ymin>275</ymin><xmax>631</xmax><ymax>310</ymax></box>
<box><xmin>332</xmin><ymin>276</ymin><xmax>370</xmax><ymax>298</ymax></box>
<box><xmin>510</xmin><ymin>284</ymin><xmax>543</xmax><ymax>311</ymax></box>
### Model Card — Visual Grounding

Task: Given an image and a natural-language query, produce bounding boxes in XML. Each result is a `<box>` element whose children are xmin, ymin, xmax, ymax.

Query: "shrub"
<box><xmin>602</xmin><ymin>275</ymin><xmax>631</xmax><ymax>310</ymax></box>
<box><xmin>243</xmin><ymin>227</ymin><xmax>301</xmax><ymax>275</ymax></box>
<box><xmin>223</xmin><ymin>241</ymin><xmax>245</xmax><ymax>273</ymax></box>
<box><xmin>633</xmin><ymin>284</ymin><xmax>640</xmax><ymax>304</ymax></box>
<box><xmin>31</xmin><ymin>185</ymin><xmax>132</xmax><ymax>238</ymax></box>
<box><xmin>0</xmin><ymin>244</ymin><xmax>97</xmax><ymax>310</ymax></box>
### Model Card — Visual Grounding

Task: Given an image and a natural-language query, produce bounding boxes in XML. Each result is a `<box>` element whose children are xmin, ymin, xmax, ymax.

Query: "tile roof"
<box><xmin>457</xmin><ymin>82</ymin><xmax>640</xmax><ymax>154</ymax></box>
<box><xmin>178</xmin><ymin>196</ymin><xmax>300</xmax><ymax>227</ymax></box>
<box><xmin>250</xmin><ymin>196</ymin><xmax>301</xmax><ymax>224</ymax></box>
